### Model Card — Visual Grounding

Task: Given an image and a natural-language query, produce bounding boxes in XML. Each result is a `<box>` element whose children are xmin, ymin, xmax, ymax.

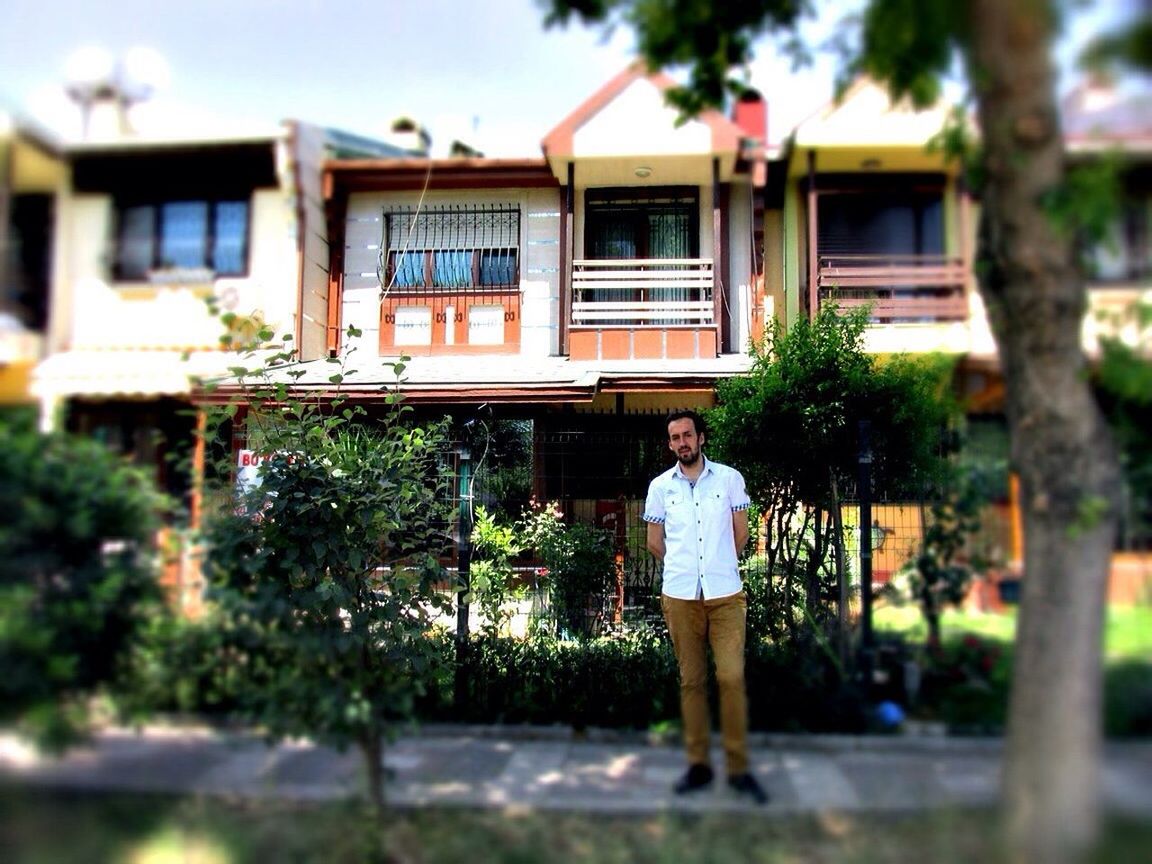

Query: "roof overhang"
<box><xmin>32</xmin><ymin>349</ymin><xmax>240</xmax><ymax>399</ymax></box>
<box><xmin>195</xmin><ymin>354</ymin><xmax>753</xmax><ymax>406</ymax></box>
<box><xmin>325</xmin><ymin>158</ymin><xmax>558</xmax><ymax>197</ymax></box>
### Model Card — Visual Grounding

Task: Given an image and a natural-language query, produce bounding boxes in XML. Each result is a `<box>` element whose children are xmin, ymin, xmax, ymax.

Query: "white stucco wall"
<box><xmin>56</xmin><ymin>187</ymin><xmax>295</xmax><ymax>352</ymax></box>
<box><xmin>573</xmin><ymin>79</ymin><xmax>714</xmax><ymax>158</ymax></box>
<box><xmin>341</xmin><ymin>187</ymin><xmax>560</xmax><ymax>358</ymax></box>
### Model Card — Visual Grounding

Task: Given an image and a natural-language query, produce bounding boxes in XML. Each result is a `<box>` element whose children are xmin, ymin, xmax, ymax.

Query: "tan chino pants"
<box><xmin>661</xmin><ymin>590</ymin><xmax>748</xmax><ymax>775</ymax></box>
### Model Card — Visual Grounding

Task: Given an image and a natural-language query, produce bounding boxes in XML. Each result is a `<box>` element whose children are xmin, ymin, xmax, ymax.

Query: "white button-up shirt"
<box><xmin>643</xmin><ymin>456</ymin><xmax>750</xmax><ymax>600</ymax></box>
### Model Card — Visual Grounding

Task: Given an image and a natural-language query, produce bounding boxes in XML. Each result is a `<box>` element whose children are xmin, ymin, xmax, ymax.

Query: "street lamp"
<box><xmin>453</xmin><ymin>443</ymin><xmax>473</xmax><ymax>707</ymax></box>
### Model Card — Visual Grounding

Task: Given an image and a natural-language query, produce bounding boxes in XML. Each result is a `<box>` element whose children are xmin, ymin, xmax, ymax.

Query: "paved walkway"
<box><xmin>2</xmin><ymin>724</ymin><xmax>1151</xmax><ymax>817</ymax></box>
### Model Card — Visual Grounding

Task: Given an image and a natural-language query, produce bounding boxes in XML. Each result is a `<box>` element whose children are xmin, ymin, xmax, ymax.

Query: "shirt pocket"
<box><xmin>663</xmin><ymin>492</ymin><xmax>690</xmax><ymax>531</ymax></box>
<box><xmin>701</xmin><ymin>489</ymin><xmax>728</xmax><ymax>519</ymax></box>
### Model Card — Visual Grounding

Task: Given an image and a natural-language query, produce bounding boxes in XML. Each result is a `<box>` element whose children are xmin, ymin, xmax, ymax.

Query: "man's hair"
<box><xmin>666</xmin><ymin>409</ymin><xmax>706</xmax><ymax>438</ymax></box>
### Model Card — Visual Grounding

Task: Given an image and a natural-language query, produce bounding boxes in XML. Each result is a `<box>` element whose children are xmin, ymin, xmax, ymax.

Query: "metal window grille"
<box><xmin>379</xmin><ymin>204</ymin><xmax>520</xmax><ymax>293</ymax></box>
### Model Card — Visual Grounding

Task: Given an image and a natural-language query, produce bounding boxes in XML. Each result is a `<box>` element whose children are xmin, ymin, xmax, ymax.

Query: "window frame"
<box><xmin>112</xmin><ymin>196</ymin><xmax>252</xmax><ymax>282</ymax></box>
<box><xmin>381</xmin><ymin>205</ymin><xmax>521</xmax><ymax>293</ymax></box>
<box><xmin>385</xmin><ymin>247</ymin><xmax>519</xmax><ymax>290</ymax></box>
<box><xmin>583</xmin><ymin>186</ymin><xmax>701</xmax><ymax>260</ymax></box>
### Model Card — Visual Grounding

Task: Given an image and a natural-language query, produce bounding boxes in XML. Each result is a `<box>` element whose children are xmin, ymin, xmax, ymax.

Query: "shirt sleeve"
<box><xmin>642</xmin><ymin>477</ymin><xmax>665</xmax><ymax>523</ymax></box>
<box><xmin>730</xmin><ymin>469</ymin><xmax>751</xmax><ymax>512</ymax></box>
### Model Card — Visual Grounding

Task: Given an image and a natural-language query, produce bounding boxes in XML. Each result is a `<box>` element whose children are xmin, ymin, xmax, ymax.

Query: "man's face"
<box><xmin>668</xmin><ymin>417</ymin><xmax>703</xmax><ymax>466</ymax></box>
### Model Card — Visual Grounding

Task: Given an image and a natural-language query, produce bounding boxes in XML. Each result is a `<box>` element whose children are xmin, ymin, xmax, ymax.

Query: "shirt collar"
<box><xmin>673</xmin><ymin>454</ymin><xmax>711</xmax><ymax>482</ymax></box>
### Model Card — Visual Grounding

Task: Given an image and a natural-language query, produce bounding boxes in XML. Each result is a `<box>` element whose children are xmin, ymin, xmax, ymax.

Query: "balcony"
<box><xmin>569</xmin><ymin>258</ymin><xmax>717</xmax><ymax>360</ymax></box>
<box><xmin>817</xmin><ymin>255</ymin><xmax>969</xmax><ymax>322</ymax></box>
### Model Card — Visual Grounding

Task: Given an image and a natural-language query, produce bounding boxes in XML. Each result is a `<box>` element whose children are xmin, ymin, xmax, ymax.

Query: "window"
<box><xmin>818</xmin><ymin>190</ymin><xmax>944</xmax><ymax>257</ymax></box>
<box><xmin>115</xmin><ymin>199</ymin><xmax>250</xmax><ymax>280</ymax></box>
<box><xmin>382</xmin><ymin>205</ymin><xmax>520</xmax><ymax>291</ymax></box>
<box><xmin>584</xmin><ymin>187</ymin><xmax>699</xmax><ymax>260</ymax></box>
<box><xmin>582</xmin><ymin>187</ymin><xmax>701</xmax><ymax>313</ymax></box>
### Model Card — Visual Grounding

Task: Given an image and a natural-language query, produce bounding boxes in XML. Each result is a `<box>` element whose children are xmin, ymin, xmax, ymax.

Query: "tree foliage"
<box><xmin>198</xmin><ymin>331</ymin><xmax>454</xmax><ymax>812</ymax></box>
<box><xmin>538</xmin><ymin>1</ymin><xmax>1134</xmax><ymax>856</ymax></box>
<box><xmin>1096</xmin><ymin>299</ymin><xmax>1152</xmax><ymax>550</ymax></box>
<box><xmin>469</xmin><ymin>503</ymin><xmax>527</xmax><ymax>637</ymax></box>
<box><xmin>544</xmin><ymin>0</ymin><xmax>812</xmax><ymax>115</ymax></box>
<box><xmin>902</xmin><ymin>458</ymin><xmax>1000</xmax><ymax>647</ymax></box>
<box><xmin>519</xmin><ymin>500</ymin><xmax>618</xmax><ymax>639</ymax></box>
<box><xmin>707</xmin><ymin>305</ymin><xmax>957</xmax><ymax>637</ymax></box>
<box><xmin>0</xmin><ymin>410</ymin><xmax>169</xmax><ymax>748</ymax></box>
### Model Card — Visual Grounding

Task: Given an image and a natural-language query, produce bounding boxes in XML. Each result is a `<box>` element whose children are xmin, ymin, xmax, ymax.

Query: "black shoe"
<box><xmin>728</xmin><ymin>772</ymin><xmax>769</xmax><ymax>805</ymax></box>
<box><xmin>673</xmin><ymin>763</ymin><xmax>714</xmax><ymax>795</ymax></box>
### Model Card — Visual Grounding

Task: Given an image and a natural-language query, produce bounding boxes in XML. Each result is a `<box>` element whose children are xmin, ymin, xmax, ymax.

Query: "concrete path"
<box><xmin>2</xmin><ymin>724</ymin><xmax>1151</xmax><ymax>817</ymax></box>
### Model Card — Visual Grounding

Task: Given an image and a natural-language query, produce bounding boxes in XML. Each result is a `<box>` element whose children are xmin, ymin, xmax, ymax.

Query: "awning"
<box><xmin>199</xmin><ymin>354</ymin><xmax>753</xmax><ymax>405</ymax></box>
<box><xmin>32</xmin><ymin>349</ymin><xmax>239</xmax><ymax>399</ymax></box>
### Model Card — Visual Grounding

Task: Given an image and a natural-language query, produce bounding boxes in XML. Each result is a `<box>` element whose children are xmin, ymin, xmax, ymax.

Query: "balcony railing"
<box><xmin>571</xmin><ymin>258</ymin><xmax>714</xmax><ymax>326</ymax></box>
<box><xmin>817</xmin><ymin>254</ymin><xmax>968</xmax><ymax>321</ymax></box>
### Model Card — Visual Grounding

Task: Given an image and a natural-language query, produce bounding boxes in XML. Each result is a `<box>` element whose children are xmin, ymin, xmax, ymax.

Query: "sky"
<box><xmin>0</xmin><ymin>0</ymin><xmax>1141</xmax><ymax>157</ymax></box>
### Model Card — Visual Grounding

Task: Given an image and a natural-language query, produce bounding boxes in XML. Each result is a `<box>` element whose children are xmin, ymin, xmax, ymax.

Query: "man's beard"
<box><xmin>676</xmin><ymin>446</ymin><xmax>701</xmax><ymax>466</ymax></box>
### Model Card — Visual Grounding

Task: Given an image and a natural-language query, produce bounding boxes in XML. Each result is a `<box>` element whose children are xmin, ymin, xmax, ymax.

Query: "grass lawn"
<box><xmin>2</xmin><ymin>785</ymin><xmax>1150</xmax><ymax>864</ymax></box>
<box><xmin>873</xmin><ymin>603</ymin><xmax>1152</xmax><ymax>660</ymax></box>
<box><xmin>869</xmin><ymin>602</ymin><xmax>1152</xmax><ymax>736</ymax></box>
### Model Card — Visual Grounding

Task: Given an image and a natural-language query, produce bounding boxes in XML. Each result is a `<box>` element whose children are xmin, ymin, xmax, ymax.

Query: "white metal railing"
<box><xmin>571</xmin><ymin>258</ymin><xmax>714</xmax><ymax>326</ymax></box>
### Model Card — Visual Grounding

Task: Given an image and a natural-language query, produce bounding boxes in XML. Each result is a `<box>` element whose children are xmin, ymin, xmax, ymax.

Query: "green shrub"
<box><xmin>1104</xmin><ymin>660</ymin><xmax>1152</xmax><ymax>737</ymax></box>
<box><xmin>430</xmin><ymin>626</ymin><xmax>681</xmax><ymax>730</ymax></box>
<box><xmin>424</xmin><ymin>624</ymin><xmax>875</xmax><ymax>734</ymax></box>
<box><xmin>0</xmin><ymin>413</ymin><xmax>170</xmax><ymax>748</ymax></box>
<box><xmin>520</xmin><ymin>501</ymin><xmax>617</xmax><ymax>639</ymax></box>
<box><xmin>118</xmin><ymin>612</ymin><xmax>245</xmax><ymax>721</ymax></box>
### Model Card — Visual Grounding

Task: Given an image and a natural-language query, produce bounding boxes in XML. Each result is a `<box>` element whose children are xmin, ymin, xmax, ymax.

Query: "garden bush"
<box><xmin>120</xmin><ymin>615</ymin><xmax>1152</xmax><ymax>738</ymax></box>
<box><xmin>423</xmin><ymin>625</ymin><xmax>681</xmax><ymax>730</ymax></box>
<box><xmin>0</xmin><ymin>412</ymin><xmax>170</xmax><ymax>748</ymax></box>
<box><xmin>1104</xmin><ymin>659</ymin><xmax>1152</xmax><ymax>738</ymax></box>
<box><xmin>417</xmin><ymin>624</ymin><xmax>875</xmax><ymax>734</ymax></box>
<box><xmin>118</xmin><ymin>612</ymin><xmax>246</xmax><ymax>723</ymax></box>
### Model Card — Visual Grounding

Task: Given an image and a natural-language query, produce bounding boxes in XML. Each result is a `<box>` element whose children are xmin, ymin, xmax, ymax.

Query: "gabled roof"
<box><xmin>791</xmin><ymin>77</ymin><xmax>960</xmax><ymax>150</ymax></box>
<box><xmin>541</xmin><ymin>60</ymin><xmax>742</xmax><ymax>160</ymax></box>
<box><xmin>1062</xmin><ymin>78</ymin><xmax>1152</xmax><ymax>153</ymax></box>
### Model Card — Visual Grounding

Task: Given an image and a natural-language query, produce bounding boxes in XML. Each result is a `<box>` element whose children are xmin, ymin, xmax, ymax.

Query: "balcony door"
<box><xmin>584</xmin><ymin>187</ymin><xmax>698</xmax><ymax>306</ymax></box>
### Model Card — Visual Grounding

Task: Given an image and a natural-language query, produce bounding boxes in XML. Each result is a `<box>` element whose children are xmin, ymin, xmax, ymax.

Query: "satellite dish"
<box><xmin>120</xmin><ymin>45</ymin><xmax>170</xmax><ymax>103</ymax></box>
<box><xmin>63</xmin><ymin>45</ymin><xmax>116</xmax><ymax>101</ymax></box>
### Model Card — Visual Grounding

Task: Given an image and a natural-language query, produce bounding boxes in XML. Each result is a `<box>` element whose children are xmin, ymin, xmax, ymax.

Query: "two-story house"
<box><xmin>772</xmin><ymin>75</ymin><xmax>1151</xmax><ymax>595</ymax></box>
<box><xmin>32</xmin><ymin>119</ymin><xmax>409</xmax><ymax>491</ymax></box>
<box><xmin>1</xmin><ymin>112</ymin><xmax>64</xmax><ymax>406</ymax></box>
<box><xmin>35</xmin><ymin>62</ymin><xmax>1144</xmax><ymax>606</ymax></box>
<box><xmin>1062</xmin><ymin>75</ymin><xmax>1152</xmax><ymax>593</ymax></box>
<box><xmin>206</xmin><ymin>63</ymin><xmax>769</xmax><ymax>586</ymax></box>
<box><xmin>27</xmin><ymin>108</ymin><xmax>411</xmax><ymax>607</ymax></box>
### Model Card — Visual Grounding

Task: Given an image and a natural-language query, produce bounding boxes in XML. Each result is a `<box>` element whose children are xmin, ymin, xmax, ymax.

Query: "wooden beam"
<box><xmin>806</xmin><ymin>150</ymin><xmax>818</xmax><ymax>321</ymax></box>
<box><xmin>712</xmin><ymin>158</ymin><xmax>723</xmax><ymax>356</ymax></box>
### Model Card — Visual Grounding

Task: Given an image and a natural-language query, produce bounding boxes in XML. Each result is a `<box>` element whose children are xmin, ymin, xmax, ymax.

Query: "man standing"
<box><xmin>644</xmin><ymin>410</ymin><xmax>767</xmax><ymax>803</ymax></box>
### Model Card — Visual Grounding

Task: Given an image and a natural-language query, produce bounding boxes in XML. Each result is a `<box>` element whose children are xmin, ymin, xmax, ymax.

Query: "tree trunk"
<box><xmin>360</xmin><ymin>731</ymin><xmax>386</xmax><ymax>816</ymax></box>
<box><xmin>924</xmin><ymin>607</ymin><xmax>942</xmax><ymax>650</ymax></box>
<box><xmin>967</xmin><ymin>2</ymin><xmax>1123</xmax><ymax>860</ymax></box>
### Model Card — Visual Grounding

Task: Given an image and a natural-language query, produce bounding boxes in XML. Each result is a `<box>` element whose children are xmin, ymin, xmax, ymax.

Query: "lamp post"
<box><xmin>453</xmin><ymin>444</ymin><xmax>472</xmax><ymax>708</ymax></box>
<box><xmin>858</xmin><ymin>420</ymin><xmax>875</xmax><ymax>697</ymax></box>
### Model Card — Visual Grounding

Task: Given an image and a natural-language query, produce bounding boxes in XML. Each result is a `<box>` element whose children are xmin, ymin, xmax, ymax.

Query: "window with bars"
<box><xmin>380</xmin><ymin>204</ymin><xmax>520</xmax><ymax>291</ymax></box>
<box><xmin>115</xmin><ymin>199</ymin><xmax>249</xmax><ymax>280</ymax></box>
